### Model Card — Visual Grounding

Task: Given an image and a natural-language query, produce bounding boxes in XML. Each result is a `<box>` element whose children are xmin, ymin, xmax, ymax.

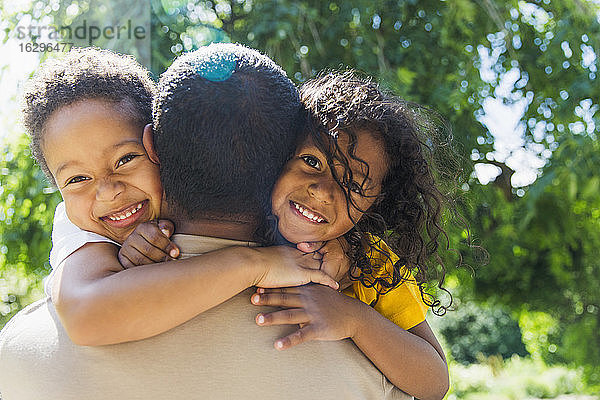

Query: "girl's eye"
<box><xmin>66</xmin><ymin>176</ymin><xmax>89</xmax><ymax>185</ymax></box>
<box><xmin>116</xmin><ymin>154</ymin><xmax>139</xmax><ymax>168</ymax></box>
<box><xmin>301</xmin><ymin>155</ymin><xmax>321</xmax><ymax>169</ymax></box>
<box><xmin>349</xmin><ymin>181</ymin><xmax>364</xmax><ymax>195</ymax></box>
<box><xmin>342</xmin><ymin>178</ymin><xmax>364</xmax><ymax>195</ymax></box>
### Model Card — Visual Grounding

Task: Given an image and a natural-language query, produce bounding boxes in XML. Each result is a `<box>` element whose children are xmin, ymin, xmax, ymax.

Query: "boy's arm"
<box><xmin>52</xmin><ymin>242</ymin><xmax>335</xmax><ymax>346</ymax></box>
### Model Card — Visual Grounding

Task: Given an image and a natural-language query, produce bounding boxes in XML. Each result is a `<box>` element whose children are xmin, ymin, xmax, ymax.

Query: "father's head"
<box><xmin>148</xmin><ymin>43</ymin><xmax>301</xmax><ymax>225</ymax></box>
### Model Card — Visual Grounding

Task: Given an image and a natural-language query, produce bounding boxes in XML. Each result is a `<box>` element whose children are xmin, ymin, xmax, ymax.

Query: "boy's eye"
<box><xmin>116</xmin><ymin>154</ymin><xmax>139</xmax><ymax>168</ymax></box>
<box><xmin>301</xmin><ymin>155</ymin><xmax>321</xmax><ymax>169</ymax></box>
<box><xmin>66</xmin><ymin>176</ymin><xmax>89</xmax><ymax>185</ymax></box>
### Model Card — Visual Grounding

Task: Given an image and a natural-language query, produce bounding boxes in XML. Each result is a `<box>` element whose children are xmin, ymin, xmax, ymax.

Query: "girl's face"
<box><xmin>43</xmin><ymin>99</ymin><xmax>163</xmax><ymax>244</ymax></box>
<box><xmin>271</xmin><ymin>130</ymin><xmax>388</xmax><ymax>244</ymax></box>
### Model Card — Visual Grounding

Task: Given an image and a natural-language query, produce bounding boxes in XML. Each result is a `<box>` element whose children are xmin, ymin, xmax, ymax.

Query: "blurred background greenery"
<box><xmin>1</xmin><ymin>0</ymin><xmax>599</xmax><ymax>398</ymax></box>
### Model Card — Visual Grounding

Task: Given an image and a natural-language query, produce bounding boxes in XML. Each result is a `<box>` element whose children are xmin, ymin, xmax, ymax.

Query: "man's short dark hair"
<box><xmin>153</xmin><ymin>43</ymin><xmax>301</xmax><ymax>219</ymax></box>
<box><xmin>22</xmin><ymin>47</ymin><xmax>156</xmax><ymax>185</ymax></box>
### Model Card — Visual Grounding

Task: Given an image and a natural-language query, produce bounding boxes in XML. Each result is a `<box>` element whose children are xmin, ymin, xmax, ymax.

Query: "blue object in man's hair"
<box><xmin>192</xmin><ymin>48</ymin><xmax>238</xmax><ymax>82</ymax></box>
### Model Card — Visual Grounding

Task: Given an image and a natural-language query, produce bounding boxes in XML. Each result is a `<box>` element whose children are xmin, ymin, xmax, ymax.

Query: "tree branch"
<box><xmin>478</xmin><ymin>159</ymin><xmax>515</xmax><ymax>201</ymax></box>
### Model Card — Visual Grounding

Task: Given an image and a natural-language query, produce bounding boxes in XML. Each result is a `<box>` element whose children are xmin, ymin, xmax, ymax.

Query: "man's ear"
<box><xmin>142</xmin><ymin>124</ymin><xmax>160</xmax><ymax>164</ymax></box>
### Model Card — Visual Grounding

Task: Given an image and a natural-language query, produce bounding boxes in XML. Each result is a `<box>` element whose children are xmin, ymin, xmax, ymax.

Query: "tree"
<box><xmin>0</xmin><ymin>135</ymin><xmax>61</xmax><ymax>327</ymax></box>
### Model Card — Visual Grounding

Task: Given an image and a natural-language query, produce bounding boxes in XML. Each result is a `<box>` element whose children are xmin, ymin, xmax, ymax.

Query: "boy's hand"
<box><xmin>251</xmin><ymin>284</ymin><xmax>361</xmax><ymax>350</ymax></box>
<box><xmin>118</xmin><ymin>220</ymin><xmax>180</xmax><ymax>269</ymax></box>
<box><xmin>251</xmin><ymin>246</ymin><xmax>339</xmax><ymax>291</ymax></box>
<box><xmin>296</xmin><ymin>238</ymin><xmax>350</xmax><ymax>283</ymax></box>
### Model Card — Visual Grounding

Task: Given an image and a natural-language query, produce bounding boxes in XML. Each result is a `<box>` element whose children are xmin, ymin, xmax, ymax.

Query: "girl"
<box><xmin>252</xmin><ymin>71</ymin><xmax>454</xmax><ymax>399</ymax></box>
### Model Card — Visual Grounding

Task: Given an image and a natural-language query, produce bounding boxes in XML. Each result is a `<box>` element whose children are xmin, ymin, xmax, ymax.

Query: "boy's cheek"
<box><xmin>62</xmin><ymin>198</ymin><xmax>89</xmax><ymax>228</ymax></box>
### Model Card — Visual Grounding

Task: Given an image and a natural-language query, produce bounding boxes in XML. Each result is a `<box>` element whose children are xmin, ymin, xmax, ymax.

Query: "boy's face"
<box><xmin>43</xmin><ymin>99</ymin><xmax>163</xmax><ymax>243</ymax></box>
<box><xmin>271</xmin><ymin>130</ymin><xmax>388</xmax><ymax>244</ymax></box>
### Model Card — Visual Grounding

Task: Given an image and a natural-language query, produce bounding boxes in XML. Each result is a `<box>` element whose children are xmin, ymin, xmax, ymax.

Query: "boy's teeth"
<box><xmin>107</xmin><ymin>202</ymin><xmax>143</xmax><ymax>221</ymax></box>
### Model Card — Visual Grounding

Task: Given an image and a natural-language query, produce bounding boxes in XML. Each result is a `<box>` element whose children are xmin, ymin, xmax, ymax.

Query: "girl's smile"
<box><xmin>271</xmin><ymin>130</ymin><xmax>388</xmax><ymax>244</ymax></box>
<box><xmin>289</xmin><ymin>200</ymin><xmax>328</xmax><ymax>223</ymax></box>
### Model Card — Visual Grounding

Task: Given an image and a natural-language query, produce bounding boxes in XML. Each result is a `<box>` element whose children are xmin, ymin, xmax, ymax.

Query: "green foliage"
<box><xmin>469</xmin><ymin>132</ymin><xmax>600</xmax><ymax>381</ymax></box>
<box><xmin>0</xmin><ymin>134</ymin><xmax>61</xmax><ymax>327</ymax></box>
<box><xmin>518</xmin><ymin>310</ymin><xmax>559</xmax><ymax>362</ymax></box>
<box><xmin>448</xmin><ymin>356</ymin><xmax>594</xmax><ymax>400</ymax></box>
<box><xmin>435</xmin><ymin>300</ymin><xmax>528</xmax><ymax>364</ymax></box>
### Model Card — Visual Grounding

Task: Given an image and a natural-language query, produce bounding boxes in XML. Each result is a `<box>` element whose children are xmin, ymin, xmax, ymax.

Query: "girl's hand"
<box><xmin>251</xmin><ymin>284</ymin><xmax>361</xmax><ymax>350</ymax></box>
<box><xmin>118</xmin><ymin>220</ymin><xmax>180</xmax><ymax>268</ymax></box>
<box><xmin>251</xmin><ymin>247</ymin><xmax>339</xmax><ymax>291</ymax></box>
<box><xmin>296</xmin><ymin>238</ymin><xmax>350</xmax><ymax>283</ymax></box>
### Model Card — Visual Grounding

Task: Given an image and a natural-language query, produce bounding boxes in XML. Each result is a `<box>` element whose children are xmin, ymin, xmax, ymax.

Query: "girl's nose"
<box><xmin>308</xmin><ymin>180</ymin><xmax>335</xmax><ymax>204</ymax></box>
<box><xmin>95</xmin><ymin>178</ymin><xmax>125</xmax><ymax>202</ymax></box>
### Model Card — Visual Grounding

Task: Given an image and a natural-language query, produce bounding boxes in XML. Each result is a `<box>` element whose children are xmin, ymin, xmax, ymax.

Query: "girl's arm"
<box><xmin>251</xmin><ymin>285</ymin><xmax>449</xmax><ymax>400</ymax></box>
<box><xmin>52</xmin><ymin>242</ymin><xmax>337</xmax><ymax>346</ymax></box>
<box><xmin>351</xmin><ymin>305</ymin><xmax>449</xmax><ymax>400</ymax></box>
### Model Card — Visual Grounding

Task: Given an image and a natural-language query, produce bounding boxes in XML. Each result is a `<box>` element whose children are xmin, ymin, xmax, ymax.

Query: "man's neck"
<box><xmin>168</xmin><ymin>214</ymin><xmax>259</xmax><ymax>242</ymax></box>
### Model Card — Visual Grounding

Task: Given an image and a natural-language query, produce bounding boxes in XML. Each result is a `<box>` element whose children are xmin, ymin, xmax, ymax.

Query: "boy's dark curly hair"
<box><xmin>299</xmin><ymin>70</ymin><xmax>462</xmax><ymax>315</ymax></box>
<box><xmin>21</xmin><ymin>47</ymin><xmax>156</xmax><ymax>185</ymax></box>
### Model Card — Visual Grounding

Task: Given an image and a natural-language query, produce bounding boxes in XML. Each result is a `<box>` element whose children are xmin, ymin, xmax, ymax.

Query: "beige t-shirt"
<box><xmin>0</xmin><ymin>234</ymin><xmax>411</xmax><ymax>400</ymax></box>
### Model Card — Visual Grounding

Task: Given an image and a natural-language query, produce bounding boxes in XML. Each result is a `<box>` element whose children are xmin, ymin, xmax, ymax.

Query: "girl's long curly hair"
<box><xmin>298</xmin><ymin>70</ymin><xmax>463</xmax><ymax>315</ymax></box>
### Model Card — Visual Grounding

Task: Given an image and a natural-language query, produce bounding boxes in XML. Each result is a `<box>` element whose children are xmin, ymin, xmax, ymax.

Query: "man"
<box><xmin>0</xmin><ymin>44</ymin><xmax>411</xmax><ymax>400</ymax></box>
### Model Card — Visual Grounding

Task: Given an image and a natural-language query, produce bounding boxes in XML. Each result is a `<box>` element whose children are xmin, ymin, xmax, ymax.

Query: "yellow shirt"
<box><xmin>342</xmin><ymin>237</ymin><xmax>429</xmax><ymax>330</ymax></box>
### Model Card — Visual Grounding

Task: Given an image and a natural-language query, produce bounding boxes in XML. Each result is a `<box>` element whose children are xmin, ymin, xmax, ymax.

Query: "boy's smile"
<box><xmin>43</xmin><ymin>99</ymin><xmax>162</xmax><ymax>243</ymax></box>
<box><xmin>271</xmin><ymin>130</ymin><xmax>388</xmax><ymax>244</ymax></box>
<box><xmin>99</xmin><ymin>200</ymin><xmax>149</xmax><ymax>228</ymax></box>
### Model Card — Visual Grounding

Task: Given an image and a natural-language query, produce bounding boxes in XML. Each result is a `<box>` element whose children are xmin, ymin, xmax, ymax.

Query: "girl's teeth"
<box><xmin>294</xmin><ymin>202</ymin><xmax>324</xmax><ymax>223</ymax></box>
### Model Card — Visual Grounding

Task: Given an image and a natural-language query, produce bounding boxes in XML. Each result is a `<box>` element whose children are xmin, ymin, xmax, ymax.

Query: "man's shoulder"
<box><xmin>0</xmin><ymin>292</ymin><xmax>412</xmax><ymax>400</ymax></box>
<box><xmin>0</xmin><ymin>297</ymin><xmax>52</xmax><ymax>343</ymax></box>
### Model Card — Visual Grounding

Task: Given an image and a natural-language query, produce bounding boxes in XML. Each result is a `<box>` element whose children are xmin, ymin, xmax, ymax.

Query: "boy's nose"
<box><xmin>96</xmin><ymin>179</ymin><xmax>125</xmax><ymax>202</ymax></box>
<box><xmin>308</xmin><ymin>180</ymin><xmax>335</xmax><ymax>204</ymax></box>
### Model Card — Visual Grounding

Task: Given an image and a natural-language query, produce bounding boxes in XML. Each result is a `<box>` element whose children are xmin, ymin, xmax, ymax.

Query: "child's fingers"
<box><xmin>274</xmin><ymin>326</ymin><xmax>315</xmax><ymax>350</ymax></box>
<box><xmin>255</xmin><ymin>287</ymin><xmax>301</xmax><ymax>295</ymax></box>
<box><xmin>136</xmin><ymin>224</ymin><xmax>179</xmax><ymax>260</ymax></box>
<box><xmin>296</xmin><ymin>241</ymin><xmax>325</xmax><ymax>253</ymax></box>
<box><xmin>119</xmin><ymin>246</ymin><xmax>156</xmax><ymax>267</ymax></box>
<box><xmin>319</xmin><ymin>239</ymin><xmax>350</xmax><ymax>282</ymax></box>
<box><xmin>118</xmin><ymin>251</ymin><xmax>136</xmax><ymax>269</ymax></box>
<box><xmin>298</xmin><ymin>254</ymin><xmax>322</xmax><ymax>270</ymax></box>
<box><xmin>156</xmin><ymin>219</ymin><xmax>179</xmax><ymax>257</ymax></box>
<box><xmin>250</xmin><ymin>292</ymin><xmax>304</xmax><ymax>308</ymax></box>
<box><xmin>156</xmin><ymin>219</ymin><xmax>175</xmax><ymax>237</ymax></box>
<box><xmin>255</xmin><ymin>309</ymin><xmax>308</xmax><ymax>327</ymax></box>
<box><xmin>307</xmin><ymin>270</ymin><xmax>339</xmax><ymax>290</ymax></box>
<box><xmin>128</xmin><ymin>235</ymin><xmax>172</xmax><ymax>263</ymax></box>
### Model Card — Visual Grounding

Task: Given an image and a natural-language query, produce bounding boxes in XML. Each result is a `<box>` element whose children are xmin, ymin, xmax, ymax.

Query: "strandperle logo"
<box><xmin>15</xmin><ymin>20</ymin><xmax>147</xmax><ymax>45</ymax></box>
